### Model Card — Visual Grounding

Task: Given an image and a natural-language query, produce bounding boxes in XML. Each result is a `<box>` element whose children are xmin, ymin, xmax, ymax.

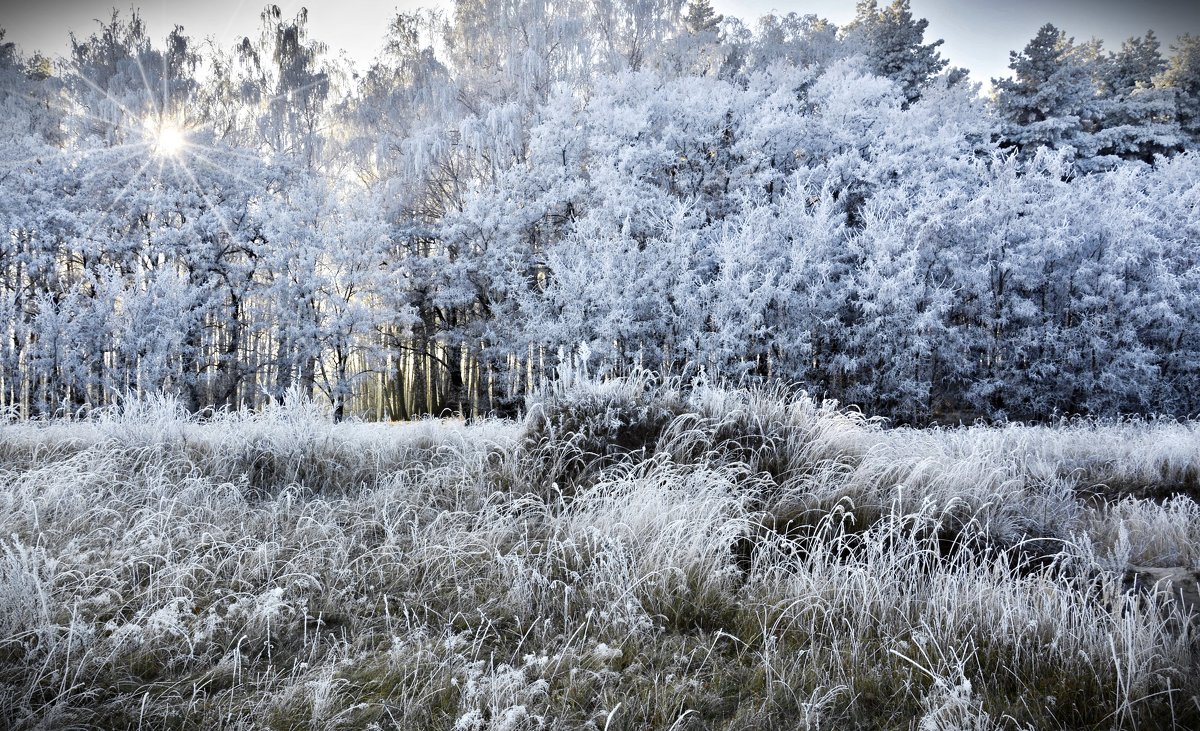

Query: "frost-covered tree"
<box><xmin>683</xmin><ymin>0</ymin><xmax>721</xmax><ymax>35</ymax></box>
<box><xmin>1160</xmin><ymin>34</ymin><xmax>1200</xmax><ymax>145</ymax></box>
<box><xmin>1092</xmin><ymin>31</ymin><xmax>1182</xmax><ymax>164</ymax></box>
<box><xmin>448</xmin><ymin>0</ymin><xmax>594</xmax><ymax>107</ymax></box>
<box><xmin>842</xmin><ymin>0</ymin><xmax>947</xmax><ymax>104</ymax></box>
<box><xmin>993</xmin><ymin>24</ymin><xmax>1100</xmax><ymax>161</ymax></box>
<box><xmin>590</xmin><ymin>0</ymin><xmax>686</xmax><ymax>72</ymax></box>
<box><xmin>234</xmin><ymin>5</ymin><xmax>330</xmax><ymax>168</ymax></box>
<box><xmin>4</xmin><ymin>2</ymin><xmax>1200</xmax><ymax>423</ymax></box>
<box><xmin>659</xmin><ymin>0</ymin><xmax>728</xmax><ymax>76</ymax></box>
<box><xmin>0</xmin><ymin>32</ymin><xmax>67</xmax><ymax>412</ymax></box>
<box><xmin>746</xmin><ymin>13</ymin><xmax>841</xmax><ymax>74</ymax></box>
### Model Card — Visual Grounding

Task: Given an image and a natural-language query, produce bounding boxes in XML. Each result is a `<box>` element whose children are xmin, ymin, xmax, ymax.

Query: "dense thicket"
<box><xmin>2</xmin><ymin>1</ymin><xmax>1199</xmax><ymax>422</ymax></box>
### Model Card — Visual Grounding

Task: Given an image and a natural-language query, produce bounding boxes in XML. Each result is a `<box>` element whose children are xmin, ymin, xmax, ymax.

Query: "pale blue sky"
<box><xmin>3</xmin><ymin>1</ymin><xmax>1199</xmax><ymax>84</ymax></box>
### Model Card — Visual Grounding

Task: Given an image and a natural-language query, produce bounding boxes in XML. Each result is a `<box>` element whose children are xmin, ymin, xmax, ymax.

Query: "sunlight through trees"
<box><xmin>146</xmin><ymin>117</ymin><xmax>185</xmax><ymax>156</ymax></box>
<box><xmin>1</xmin><ymin>2</ymin><xmax>1199</xmax><ymax>423</ymax></box>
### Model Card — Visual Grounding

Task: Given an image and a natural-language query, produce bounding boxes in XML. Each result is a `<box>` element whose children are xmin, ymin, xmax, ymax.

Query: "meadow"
<box><xmin>1</xmin><ymin>375</ymin><xmax>1198</xmax><ymax>730</ymax></box>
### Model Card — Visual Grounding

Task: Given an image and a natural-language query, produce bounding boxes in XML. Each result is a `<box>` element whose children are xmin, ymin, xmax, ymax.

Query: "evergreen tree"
<box><xmin>993</xmin><ymin>23</ymin><xmax>1100</xmax><ymax>161</ymax></box>
<box><xmin>684</xmin><ymin>0</ymin><xmax>722</xmax><ymax>35</ymax></box>
<box><xmin>842</xmin><ymin>0</ymin><xmax>947</xmax><ymax>104</ymax></box>
<box><xmin>1093</xmin><ymin>31</ymin><xmax>1181</xmax><ymax>164</ymax></box>
<box><xmin>1160</xmin><ymin>34</ymin><xmax>1200</xmax><ymax>145</ymax></box>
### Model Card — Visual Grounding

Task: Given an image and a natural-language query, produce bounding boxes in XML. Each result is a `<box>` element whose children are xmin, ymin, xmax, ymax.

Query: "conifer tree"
<box><xmin>1160</xmin><ymin>34</ymin><xmax>1200</xmax><ymax>145</ymax></box>
<box><xmin>843</xmin><ymin>0</ymin><xmax>947</xmax><ymax>104</ymax></box>
<box><xmin>684</xmin><ymin>0</ymin><xmax>722</xmax><ymax>35</ymax></box>
<box><xmin>1093</xmin><ymin>31</ymin><xmax>1181</xmax><ymax>163</ymax></box>
<box><xmin>993</xmin><ymin>23</ymin><xmax>1100</xmax><ymax>160</ymax></box>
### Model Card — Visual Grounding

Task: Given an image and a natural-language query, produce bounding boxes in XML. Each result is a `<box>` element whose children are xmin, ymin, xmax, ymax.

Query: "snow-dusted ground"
<box><xmin>2</xmin><ymin>382</ymin><xmax>1198</xmax><ymax>729</ymax></box>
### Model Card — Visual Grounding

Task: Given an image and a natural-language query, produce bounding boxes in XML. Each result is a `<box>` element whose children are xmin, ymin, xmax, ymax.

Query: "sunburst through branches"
<box><xmin>146</xmin><ymin>117</ymin><xmax>187</xmax><ymax>157</ymax></box>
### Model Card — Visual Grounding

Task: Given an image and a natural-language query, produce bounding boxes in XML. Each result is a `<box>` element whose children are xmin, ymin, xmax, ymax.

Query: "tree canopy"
<box><xmin>2</xmin><ymin>2</ymin><xmax>1199</xmax><ymax>423</ymax></box>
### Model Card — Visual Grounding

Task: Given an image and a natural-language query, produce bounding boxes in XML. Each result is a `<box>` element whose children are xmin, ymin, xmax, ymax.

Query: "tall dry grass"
<box><xmin>0</xmin><ymin>378</ymin><xmax>1197</xmax><ymax>729</ymax></box>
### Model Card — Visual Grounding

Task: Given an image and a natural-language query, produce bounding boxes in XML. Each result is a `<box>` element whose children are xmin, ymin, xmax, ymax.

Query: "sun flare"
<box><xmin>147</xmin><ymin>119</ymin><xmax>186</xmax><ymax>157</ymax></box>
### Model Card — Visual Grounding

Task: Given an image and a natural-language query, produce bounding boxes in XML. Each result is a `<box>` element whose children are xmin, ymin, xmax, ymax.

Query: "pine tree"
<box><xmin>842</xmin><ymin>0</ymin><xmax>947</xmax><ymax>104</ymax></box>
<box><xmin>993</xmin><ymin>24</ymin><xmax>1100</xmax><ymax>161</ymax></box>
<box><xmin>1092</xmin><ymin>31</ymin><xmax>1181</xmax><ymax>164</ymax></box>
<box><xmin>684</xmin><ymin>0</ymin><xmax>722</xmax><ymax>35</ymax></box>
<box><xmin>1160</xmin><ymin>34</ymin><xmax>1200</xmax><ymax>146</ymax></box>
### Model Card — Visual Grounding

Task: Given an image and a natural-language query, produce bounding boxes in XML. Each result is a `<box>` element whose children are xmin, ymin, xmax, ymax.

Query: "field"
<box><xmin>1</xmin><ymin>376</ymin><xmax>1199</xmax><ymax>730</ymax></box>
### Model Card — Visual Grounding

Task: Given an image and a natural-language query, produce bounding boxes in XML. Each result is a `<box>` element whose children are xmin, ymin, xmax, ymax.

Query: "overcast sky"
<box><xmin>3</xmin><ymin>0</ymin><xmax>1200</xmax><ymax>84</ymax></box>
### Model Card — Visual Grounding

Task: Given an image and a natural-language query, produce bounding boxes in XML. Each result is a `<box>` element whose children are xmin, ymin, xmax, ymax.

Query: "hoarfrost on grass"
<box><xmin>0</xmin><ymin>385</ymin><xmax>1197</xmax><ymax>728</ymax></box>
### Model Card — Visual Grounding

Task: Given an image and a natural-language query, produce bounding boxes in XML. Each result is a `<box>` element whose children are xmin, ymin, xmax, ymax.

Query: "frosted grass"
<box><xmin>0</xmin><ymin>381</ymin><xmax>1197</xmax><ymax>729</ymax></box>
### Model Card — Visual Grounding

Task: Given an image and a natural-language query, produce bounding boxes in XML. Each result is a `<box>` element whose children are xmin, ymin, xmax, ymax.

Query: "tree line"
<box><xmin>2</xmin><ymin>0</ymin><xmax>1199</xmax><ymax>422</ymax></box>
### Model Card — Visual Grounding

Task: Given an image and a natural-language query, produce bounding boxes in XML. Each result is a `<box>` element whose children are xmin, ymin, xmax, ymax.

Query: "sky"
<box><xmin>2</xmin><ymin>0</ymin><xmax>1200</xmax><ymax>85</ymax></box>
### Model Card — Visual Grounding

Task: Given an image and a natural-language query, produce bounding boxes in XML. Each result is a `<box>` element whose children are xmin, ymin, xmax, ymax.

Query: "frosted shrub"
<box><xmin>1086</xmin><ymin>496</ymin><xmax>1200</xmax><ymax>568</ymax></box>
<box><xmin>0</xmin><ymin>537</ymin><xmax>57</xmax><ymax>644</ymax></box>
<box><xmin>917</xmin><ymin>676</ymin><xmax>998</xmax><ymax>731</ymax></box>
<box><xmin>521</xmin><ymin>369</ymin><xmax>693</xmax><ymax>490</ymax></box>
<box><xmin>454</xmin><ymin>660</ymin><xmax>549</xmax><ymax>731</ymax></box>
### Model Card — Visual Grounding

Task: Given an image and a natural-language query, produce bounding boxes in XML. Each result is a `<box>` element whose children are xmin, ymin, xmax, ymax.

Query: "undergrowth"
<box><xmin>1</xmin><ymin>376</ymin><xmax>1198</xmax><ymax>729</ymax></box>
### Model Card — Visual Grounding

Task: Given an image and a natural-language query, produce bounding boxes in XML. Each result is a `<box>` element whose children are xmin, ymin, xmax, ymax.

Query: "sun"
<box><xmin>146</xmin><ymin>118</ymin><xmax>186</xmax><ymax>157</ymax></box>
